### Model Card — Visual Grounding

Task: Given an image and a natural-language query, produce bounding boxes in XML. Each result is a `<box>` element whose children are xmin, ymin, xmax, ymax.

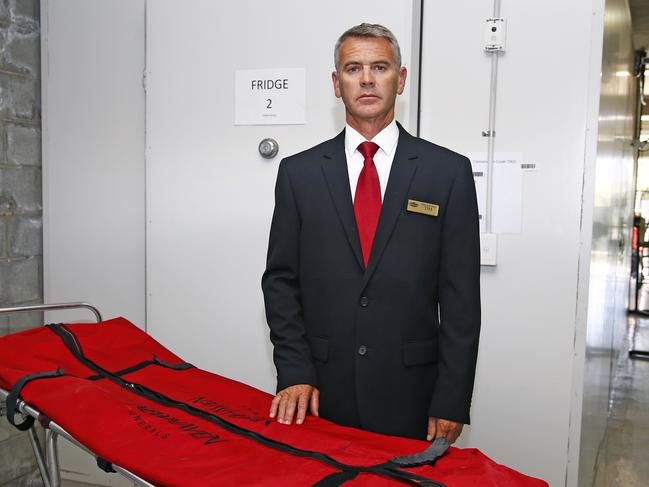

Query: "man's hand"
<box><xmin>269</xmin><ymin>384</ymin><xmax>319</xmax><ymax>425</ymax></box>
<box><xmin>427</xmin><ymin>417</ymin><xmax>463</xmax><ymax>443</ymax></box>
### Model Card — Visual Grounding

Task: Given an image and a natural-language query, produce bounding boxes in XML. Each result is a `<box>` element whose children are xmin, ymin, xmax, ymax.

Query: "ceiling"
<box><xmin>630</xmin><ymin>0</ymin><xmax>649</xmax><ymax>50</ymax></box>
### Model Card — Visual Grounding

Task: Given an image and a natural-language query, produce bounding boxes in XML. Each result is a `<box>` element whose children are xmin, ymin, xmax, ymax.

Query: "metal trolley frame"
<box><xmin>0</xmin><ymin>303</ymin><xmax>154</xmax><ymax>487</ymax></box>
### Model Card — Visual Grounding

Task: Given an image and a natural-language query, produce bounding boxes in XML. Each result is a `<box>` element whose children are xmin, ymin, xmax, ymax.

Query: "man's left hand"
<box><xmin>427</xmin><ymin>417</ymin><xmax>463</xmax><ymax>443</ymax></box>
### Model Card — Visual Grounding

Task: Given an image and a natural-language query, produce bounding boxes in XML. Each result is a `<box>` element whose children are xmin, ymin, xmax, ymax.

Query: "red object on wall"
<box><xmin>0</xmin><ymin>318</ymin><xmax>547</xmax><ymax>486</ymax></box>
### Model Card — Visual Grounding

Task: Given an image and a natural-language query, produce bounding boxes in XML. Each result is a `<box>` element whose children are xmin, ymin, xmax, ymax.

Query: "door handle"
<box><xmin>258</xmin><ymin>138</ymin><xmax>279</xmax><ymax>159</ymax></box>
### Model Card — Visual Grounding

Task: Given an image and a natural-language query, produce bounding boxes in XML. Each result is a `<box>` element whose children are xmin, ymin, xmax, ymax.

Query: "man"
<box><xmin>261</xmin><ymin>23</ymin><xmax>480</xmax><ymax>443</ymax></box>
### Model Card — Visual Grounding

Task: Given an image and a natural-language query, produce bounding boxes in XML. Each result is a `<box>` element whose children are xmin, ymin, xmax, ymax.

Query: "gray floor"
<box><xmin>592</xmin><ymin>311</ymin><xmax>649</xmax><ymax>486</ymax></box>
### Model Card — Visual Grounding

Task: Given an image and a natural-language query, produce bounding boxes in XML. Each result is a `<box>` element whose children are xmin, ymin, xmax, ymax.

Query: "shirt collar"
<box><xmin>345</xmin><ymin>120</ymin><xmax>399</xmax><ymax>157</ymax></box>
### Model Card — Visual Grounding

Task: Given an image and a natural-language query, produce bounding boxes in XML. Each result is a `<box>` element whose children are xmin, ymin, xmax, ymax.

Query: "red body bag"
<box><xmin>0</xmin><ymin>318</ymin><xmax>547</xmax><ymax>486</ymax></box>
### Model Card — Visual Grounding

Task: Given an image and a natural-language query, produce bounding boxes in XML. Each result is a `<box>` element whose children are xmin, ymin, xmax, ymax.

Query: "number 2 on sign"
<box><xmin>266</xmin><ymin>99</ymin><xmax>272</xmax><ymax>109</ymax></box>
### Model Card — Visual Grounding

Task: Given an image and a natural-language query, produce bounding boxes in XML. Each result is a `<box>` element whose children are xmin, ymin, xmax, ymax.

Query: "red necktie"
<box><xmin>354</xmin><ymin>141</ymin><xmax>381</xmax><ymax>267</ymax></box>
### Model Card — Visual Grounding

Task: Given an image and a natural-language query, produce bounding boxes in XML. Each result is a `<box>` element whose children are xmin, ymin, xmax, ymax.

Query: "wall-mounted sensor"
<box><xmin>484</xmin><ymin>18</ymin><xmax>506</xmax><ymax>52</ymax></box>
<box><xmin>258</xmin><ymin>138</ymin><xmax>279</xmax><ymax>159</ymax></box>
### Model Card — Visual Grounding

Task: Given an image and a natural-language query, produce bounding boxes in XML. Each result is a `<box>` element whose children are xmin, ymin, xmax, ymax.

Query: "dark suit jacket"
<box><xmin>261</xmin><ymin>123</ymin><xmax>481</xmax><ymax>440</ymax></box>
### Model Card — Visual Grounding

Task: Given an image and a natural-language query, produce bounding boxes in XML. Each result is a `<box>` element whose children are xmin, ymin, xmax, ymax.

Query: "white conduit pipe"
<box><xmin>484</xmin><ymin>0</ymin><xmax>501</xmax><ymax>234</ymax></box>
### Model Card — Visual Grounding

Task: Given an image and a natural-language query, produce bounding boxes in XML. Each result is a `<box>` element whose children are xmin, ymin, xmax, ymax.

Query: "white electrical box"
<box><xmin>480</xmin><ymin>233</ymin><xmax>498</xmax><ymax>266</ymax></box>
<box><xmin>484</xmin><ymin>18</ymin><xmax>506</xmax><ymax>52</ymax></box>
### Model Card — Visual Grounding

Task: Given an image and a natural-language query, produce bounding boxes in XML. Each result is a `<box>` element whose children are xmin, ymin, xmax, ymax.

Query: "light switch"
<box><xmin>480</xmin><ymin>233</ymin><xmax>498</xmax><ymax>266</ymax></box>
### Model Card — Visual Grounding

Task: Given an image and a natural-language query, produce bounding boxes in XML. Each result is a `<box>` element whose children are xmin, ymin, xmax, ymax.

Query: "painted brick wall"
<box><xmin>0</xmin><ymin>0</ymin><xmax>43</xmax><ymax>485</ymax></box>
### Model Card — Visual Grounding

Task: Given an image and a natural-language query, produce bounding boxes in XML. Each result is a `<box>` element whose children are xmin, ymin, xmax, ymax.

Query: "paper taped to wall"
<box><xmin>234</xmin><ymin>68</ymin><xmax>306</xmax><ymax>125</ymax></box>
<box><xmin>468</xmin><ymin>152</ymin><xmax>524</xmax><ymax>234</ymax></box>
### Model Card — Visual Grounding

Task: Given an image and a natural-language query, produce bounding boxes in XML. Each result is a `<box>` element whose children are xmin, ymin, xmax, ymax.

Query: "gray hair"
<box><xmin>334</xmin><ymin>23</ymin><xmax>402</xmax><ymax>70</ymax></box>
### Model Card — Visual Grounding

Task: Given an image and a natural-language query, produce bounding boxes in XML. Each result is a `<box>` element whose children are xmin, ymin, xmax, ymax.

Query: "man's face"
<box><xmin>332</xmin><ymin>36</ymin><xmax>407</xmax><ymax>125</ymax></box>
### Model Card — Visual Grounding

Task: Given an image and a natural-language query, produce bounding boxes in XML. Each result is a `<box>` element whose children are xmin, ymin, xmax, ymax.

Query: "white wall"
<box><xmin>418</xmin><ymin>1</ymin><xmax>622</xmax><ymax>485</ymax></box>
<box><xmin>42</xmin><ymin>0</ymin><xmax>145</xmax><ymax>325</ymax></box>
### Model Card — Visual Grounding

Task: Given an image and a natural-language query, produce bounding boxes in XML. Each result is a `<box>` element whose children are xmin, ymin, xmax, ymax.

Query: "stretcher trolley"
<box><xmin>0</xmin><ymin>303</ymin><xmax>548</xmax><ymax>486</ymax></box>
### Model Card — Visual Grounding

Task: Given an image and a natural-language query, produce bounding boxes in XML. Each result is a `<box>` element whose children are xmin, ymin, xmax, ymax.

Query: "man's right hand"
<box><xmin>269</xmin><ymin>384</ymin><xmax>319</xmax><ymax>425</ymax></box>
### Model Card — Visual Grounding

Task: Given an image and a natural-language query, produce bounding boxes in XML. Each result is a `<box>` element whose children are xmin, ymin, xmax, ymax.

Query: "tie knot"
<box><xmin>358</xmin><ymin>141</ymin><xmax>379</xmax><ymax>160</ymax></box>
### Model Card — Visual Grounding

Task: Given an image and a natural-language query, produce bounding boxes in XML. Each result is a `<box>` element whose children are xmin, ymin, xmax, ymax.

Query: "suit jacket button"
<box><xmin>359</xmin><ymin>296</ymin><xmax>369</xmax><ymax>307</ymax></box>
<box><xmin>358</xmin><ymin>345</ymin><xmax>367</xmax><ymax>356</ymax></box>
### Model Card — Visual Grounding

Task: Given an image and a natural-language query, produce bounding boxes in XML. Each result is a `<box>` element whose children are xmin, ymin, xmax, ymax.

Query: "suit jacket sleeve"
<box><xmin>261</xmin><ymin>159</ymin><xmax>318</xmax><ymax>392</ymax></box>
<box><xmin>429</xmin><ymin>155</ymin><xmax>481</xmax><ymax>424</ymax></box>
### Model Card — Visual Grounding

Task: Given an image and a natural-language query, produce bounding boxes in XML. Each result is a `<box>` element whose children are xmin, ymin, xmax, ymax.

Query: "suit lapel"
<box><xmin>321</xmin><ymin>129</ymin><xmax>365</xmax><ymax>270</ymax></box>
<box><xmin>360</xmin><ymin>124</ymin><xmax>419</xmax><ymax>291</ymax></box>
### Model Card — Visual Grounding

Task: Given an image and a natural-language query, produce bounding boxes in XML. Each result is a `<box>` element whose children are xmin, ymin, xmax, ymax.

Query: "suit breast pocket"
<box><xmin>398</xmin><ymin>207</ymin><xmax>440</xmax><ymax>241</ymax></box>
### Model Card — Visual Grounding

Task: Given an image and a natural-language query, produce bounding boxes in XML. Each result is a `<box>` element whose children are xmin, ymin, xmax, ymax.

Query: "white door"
<box><xmin>145</xmin><ymin>0</ymin><xmax>421</xmax><ymax>394</ymax></box>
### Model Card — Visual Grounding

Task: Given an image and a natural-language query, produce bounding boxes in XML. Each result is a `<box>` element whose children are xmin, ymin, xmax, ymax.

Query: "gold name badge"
<box><xmin>407</xmin><ymin>199</ymin><xmax>439</xmax><ymax>217</ymax></box>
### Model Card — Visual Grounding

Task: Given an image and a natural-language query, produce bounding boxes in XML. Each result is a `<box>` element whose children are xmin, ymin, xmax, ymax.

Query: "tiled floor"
<box><xmin>592</xmin><ymin>313</ymin><xmax>649</xmax><ymax>486</ymax></box>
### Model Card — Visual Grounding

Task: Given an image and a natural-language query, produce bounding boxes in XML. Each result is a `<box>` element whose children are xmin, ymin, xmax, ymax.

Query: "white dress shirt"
<box><xmin>344</xmin><ymin>120</ymin><xmax>399</xmax><ymax>202</ymax></box>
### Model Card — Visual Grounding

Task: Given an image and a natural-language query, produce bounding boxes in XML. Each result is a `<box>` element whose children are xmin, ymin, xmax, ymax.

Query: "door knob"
<box><xmin>258</xmin><ymin>138</ymin><xmax>279</xmax><ymax>159</ymax></box>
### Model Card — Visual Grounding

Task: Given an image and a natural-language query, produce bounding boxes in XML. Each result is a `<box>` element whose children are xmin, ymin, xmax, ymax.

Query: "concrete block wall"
<box><xmin>0</xmin><ymin>0</ymin><xmax>43</xmax><ymax>485</ymax></box>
